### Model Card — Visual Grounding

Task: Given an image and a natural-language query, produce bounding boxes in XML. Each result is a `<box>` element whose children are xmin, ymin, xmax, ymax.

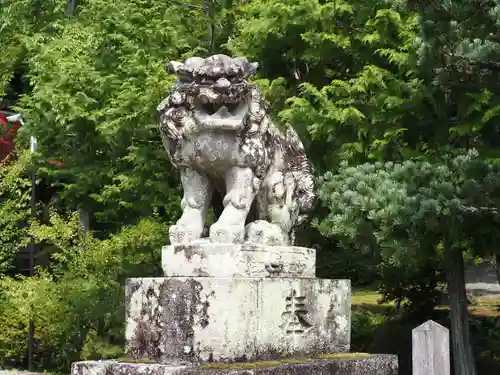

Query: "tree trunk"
<box><xmin>494</xmin><ymin>251</ymin><xmax>500</xmax><ymax>288</ymax></box>
<box><xmin>444</xmin><ymin>239</ymin><xmax>477</xmax><ymax>375</ymax></box>
<box><xmin>204</xmin><ymin>0</ymin><xmax>216</xmax><ymax>53</ymax></box>
<box><xmin>78</xmin><ymin>206</ymin><xmax>90</xmax><ymax>236</ymax></box>
<box><xmin>67</xmin><ymin>0</ymin><xmax>77</xmax><ymax>16</ymax></box>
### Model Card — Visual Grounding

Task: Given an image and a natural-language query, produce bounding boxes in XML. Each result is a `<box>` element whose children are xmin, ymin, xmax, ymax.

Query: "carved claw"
<box><xmin>169</xmin><ymin>225</ymin><xmax>197</xmax><ymax>245</ymax></box>
<box><xmin>209</xmin><ymin>224</ymin><xmax>244</xmax><ymax>244</ymax></box>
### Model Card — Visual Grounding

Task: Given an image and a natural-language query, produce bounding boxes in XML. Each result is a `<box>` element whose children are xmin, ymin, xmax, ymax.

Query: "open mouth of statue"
<box><xmin>201</xmin><ymin>102</ymin><xmax>241</xmax><ymax>116</ymax></box>
<box><xmin>194</xmin><ymin>94</ymin><xmax>248</xmax><ymax>128</ymax></box>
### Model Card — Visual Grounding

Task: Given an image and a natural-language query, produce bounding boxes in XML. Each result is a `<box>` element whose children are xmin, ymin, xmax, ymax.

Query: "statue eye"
<box><xmin>196</xmin><ymin>76</ymin><xmax>215</xmax><ymax>85</ymax></box>
<box><xmin>228</xmin><ymin>75</ymin><xmax>242</xmax><ymax>83</ymax></box>
<box><xmin>178</xmin><ymin>74</ymin><xmax>193</xmax><ymax>83</ymax></box>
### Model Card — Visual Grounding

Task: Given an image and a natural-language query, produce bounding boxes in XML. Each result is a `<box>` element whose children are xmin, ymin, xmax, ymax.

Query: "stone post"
<box><xmin>412</xmin><ymin>320</ymin><xmax>450</xmax><ymax>375</ymax></box>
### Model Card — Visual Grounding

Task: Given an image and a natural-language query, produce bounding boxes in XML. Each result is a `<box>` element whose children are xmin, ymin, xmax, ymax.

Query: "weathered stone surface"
<box><xmin>125</xmin><ymin>277</ymin><xmax>350</xmax><ymax>364</ymax></box>
<box><xmin>162</xmin><ymin>242</ymin><xmax>316</xmax><ymax>278</ymax></box>
<box><xmin>72</xmin><ymin>355</ymin><xmax>398</xmax><ymax>375</ymax></box>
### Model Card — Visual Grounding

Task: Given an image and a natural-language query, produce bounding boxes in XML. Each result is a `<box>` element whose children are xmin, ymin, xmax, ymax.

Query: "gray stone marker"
<box><xmin>412</xmin><ymin>320</ymin><xmax>450</xmax><ymax>375</ymax></box>
<box><xmin>71</xmin><ymin>54</ymin><xmax>398</xmax><ymax>375</ymax></box>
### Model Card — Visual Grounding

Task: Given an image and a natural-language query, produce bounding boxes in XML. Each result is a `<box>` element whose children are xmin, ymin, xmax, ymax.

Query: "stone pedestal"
<box><xmin>73</xmin><ymin>241</ymin><xmax>397</xmax><ymax>375</ymax></box>
<box><xmin>72</xmin><ymin>355</ymin><xmax>398</xmax><ymax>375</ymax></box>
<box><xmin>162</xmin><ymin>243</ymin><xmax>316</xmax><ymax>278</ymax></box>
<box><xmin>125</xmin><ymin>243</ymin><xmax>350</xmax><ymax>364</ymax></box>
<box><xmin>125</xmin><ymin>277</ymin><xmax>350</xmax><ymax>364</ymax></box>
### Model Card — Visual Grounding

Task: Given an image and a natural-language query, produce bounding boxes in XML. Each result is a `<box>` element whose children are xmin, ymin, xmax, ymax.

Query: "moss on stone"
<box><xmin>117</xmin><ymin>353</ymin><xmax>372</xmax><ymax>369</ymax></box>
<box><xmin>199</xmin><ymin>358</ymin><xmax>313</xmax><ymax>370</ymax></box>
<box><xmin>117</xmin><ymin>356</ymin><xmax>157</xmax><ymax>364</ymax></box>
<box><xmin>315</xmin><ymin>352</ymin><xmax>373</xmax><ymax>359</ymax></box>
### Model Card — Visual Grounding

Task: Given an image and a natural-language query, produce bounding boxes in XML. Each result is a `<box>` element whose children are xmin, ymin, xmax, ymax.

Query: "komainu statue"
<box><xmin>157</xmin><ymin>54</ymin><xmax>316</xmax><ymax>246</ymax></box>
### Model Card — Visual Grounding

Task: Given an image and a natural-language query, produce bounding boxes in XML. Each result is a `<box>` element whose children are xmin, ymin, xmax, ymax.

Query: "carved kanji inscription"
<box><xmin>281</xmin><ymin>289</ymin><xmax>313</xmax><ymax>334</ymax></box>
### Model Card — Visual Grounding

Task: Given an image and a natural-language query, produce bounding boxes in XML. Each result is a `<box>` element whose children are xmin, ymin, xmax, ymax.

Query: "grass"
<box><xmin>351</xmin><ymin>289</ymin><xmax>390</xmax><ymax>307</ymax></box>
<box><xmin>351</xmin><ymin>289</ymin><xmax>396</xmax><ymax>315</ymax></box>
<box><xmin>469</xmin><ymin>296</ymin><xmax>500</xmax><ymax>317</ymax></box>
<box><xmin>352</xmin><ymin>288</ymin><xmax>500</xmax><ymax>317</ymax></box>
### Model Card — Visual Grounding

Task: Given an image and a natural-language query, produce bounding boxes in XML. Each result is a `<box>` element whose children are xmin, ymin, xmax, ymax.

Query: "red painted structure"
<box><xmin>0</xmin><ymin>110</ymin><xmax>21</xmax><ymax>162</ymax></box>
<box><xmin>0</xmin><ymin>110</ymin><xmax>64</xmax><ymax>167</ymax></box>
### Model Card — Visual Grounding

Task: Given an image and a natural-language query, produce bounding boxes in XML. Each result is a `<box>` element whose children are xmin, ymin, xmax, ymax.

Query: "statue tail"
<box><xmin>284</xmin><ymin>124</ymin><xmax>316</xmax><ymax>215</ymax></box>
<box><xmin>284</xmin><ymin>125</ymin><xmax>312</xmax><ymax>174</ymax></box>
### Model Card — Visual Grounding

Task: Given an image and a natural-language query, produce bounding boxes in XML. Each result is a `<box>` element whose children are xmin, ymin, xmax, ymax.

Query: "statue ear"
<box><xmin>249</xmin><ymin>62</ymin><xmax>259</xmax><ymax>73</ymax></box>
<box><xmin>234</xmin><ymin>57</ymin><xmax>259</xmax><ymax>77</ymax></box>
<box><xmin>166</xmin><ymin>61</ymin><xmax>184</xmax><ymax>74</ymax></box>
<box><xmin>244</xmin><ymin>61</ymin><xmax>259</xmax><ymax>77</ymax></box>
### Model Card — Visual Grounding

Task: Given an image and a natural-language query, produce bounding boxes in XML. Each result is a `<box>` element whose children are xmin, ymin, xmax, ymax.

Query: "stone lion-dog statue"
<box><xmin>157</xmin><ymin>54</ymin><xmax>316</xmax><ymax>246</ymax></box>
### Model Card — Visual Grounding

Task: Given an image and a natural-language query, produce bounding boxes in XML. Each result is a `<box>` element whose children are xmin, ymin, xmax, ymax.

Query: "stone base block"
<box><xmin>162</xmin><ymin>243</ymin><xmax>316</xmax><ymax>278</ymax></box>
<box><xmin>125</xmin><ymin>277</ymin><xmax>350</xmax><ymax>364</ymax></box>
<box><xmin>72</xmin><ymin>355</ymin><xmax>398</xmax><ymax>375</ymax></box>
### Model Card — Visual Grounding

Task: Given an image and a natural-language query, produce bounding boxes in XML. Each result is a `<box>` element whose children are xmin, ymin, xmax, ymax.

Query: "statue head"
<box><xmin>165</xmin><ymin>55</ymin><xmax>260</xmax><ymax>130</ymax></box>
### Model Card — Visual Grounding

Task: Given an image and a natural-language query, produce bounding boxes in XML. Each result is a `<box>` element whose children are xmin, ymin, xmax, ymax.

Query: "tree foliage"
<box><xmin>10</xmin><ymin>0</ymin><xmax>209</xmax><ymax>227</ymax></box>
<box><xmin>0</xmin><ymin>153</ymin><xmax>32</xmax><ymax>273</ymax></box>
<box><xmin>0</xmin><ymin>0</ymin><xmax>65</xmax><ymax>106</ymax></box>
<box><xmin>2</xmin><ymin>0</ymin><xmax>500</xmax><ymax>373</ymax></box>
<box><xmin>317</xmin><ymin>150</ymin><xmax>500</xmax><ymax>297</ymax></box>
<box><xmin>0</xmin><ymin>213</ymin><xmax>165</xmax><ymax>370</ymax></box>
<box><xmin>227</xmin><ymin>0</ymin><xmax>424</xmax><ymax>169</ymax></box>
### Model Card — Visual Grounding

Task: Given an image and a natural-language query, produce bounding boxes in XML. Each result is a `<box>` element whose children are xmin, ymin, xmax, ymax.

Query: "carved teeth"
<box><xmin>213</xmin><ymin>105</ymin><xmax>230</xmax><ymax>117</ymax></box>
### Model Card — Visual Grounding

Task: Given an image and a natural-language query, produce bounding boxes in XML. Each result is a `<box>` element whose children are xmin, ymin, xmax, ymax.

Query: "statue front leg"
<box><xmin>170</xmin><ymin>168</ymin><xmax>212</xmax><ymax>244</ymax></box>
<box><xmin>209</xmin><ymin>167</ymin><xmax>260</xmax><ymax>243</ymax></box>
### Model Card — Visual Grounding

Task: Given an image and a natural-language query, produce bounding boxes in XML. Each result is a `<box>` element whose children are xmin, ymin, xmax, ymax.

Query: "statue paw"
<box><xmin>209</xmin><ymin>223</ymin><xmax>244</xmax><ymax>244</ymax></box>
<box><xmin>245</xmin><ymin>220</ymin><xmax>288</xmax><ymax>246</ymax></box>
<box><xmin>169</xmin><ymin>225</ymin><xmax>199</xmax><ymax>245</ymax></box>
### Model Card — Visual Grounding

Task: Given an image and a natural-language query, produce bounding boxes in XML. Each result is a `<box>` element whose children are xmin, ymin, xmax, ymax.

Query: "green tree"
<box><xmin>318</xmin><ymin>151</ymin><xmax>500</xmax><ymax>375</ymax></box>
<box><xmin>0</xmin><ymin>153</ymin><xmax>32</xmax><ymax>273</ymax></box>
<box><xmin>0</xmin><ymin>213</ymin><xmax>165</xmax><ymax>370</ymax></box>
<box><xmin>10</xmin><ymin>0</ymin><xmax>203</xmax><ymax>229</ymax></box>
<box><xmin>407</xmin><ymin>1</ymin><xmax>500</xmax><ymax>373</ymax></box>
<box><xmin>408</xmin><ymin>0</ymin><xmax>500</xmax><ymax>155</ymax></box>
<box><xmin>0</xmin><ymin>0</ymin><xmax>67</xmax><ymax>107</ymax></box>
<box><xmin>227</xmin><ymin>0</ymin><xmax>424</xmax><ymax>171</ymax></box>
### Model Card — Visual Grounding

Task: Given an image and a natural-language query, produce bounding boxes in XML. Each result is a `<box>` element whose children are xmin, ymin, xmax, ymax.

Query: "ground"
<box><xmin>352</xmin><ymin>289</ymin><xmax>500</xmax><ymax>317</ymax></box>
<box><xmin>350</xmin><ymin>265</ymin><xmax>500</xmax><ymax>375</ymax></box>
<box><xmin>352</xmin><ymin>260</ymin><xmax>500</xmax><ymax>317</ymax></box>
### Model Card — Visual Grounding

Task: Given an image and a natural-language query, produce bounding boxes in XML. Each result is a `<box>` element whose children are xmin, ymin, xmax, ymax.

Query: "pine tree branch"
<box><xmin>487</xmin><ymin>33</ymin><xmax>500</xmax><ymax>45</ymax></box>
<box><xmin>455</xmin><ymin>53</ymin><xmax>500</xmax><ymax>73</ymax></box>
<box><xmin>457</xmin><ymin>204</ymin><xmax>500</xmax><ymax>216</ymax></box>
